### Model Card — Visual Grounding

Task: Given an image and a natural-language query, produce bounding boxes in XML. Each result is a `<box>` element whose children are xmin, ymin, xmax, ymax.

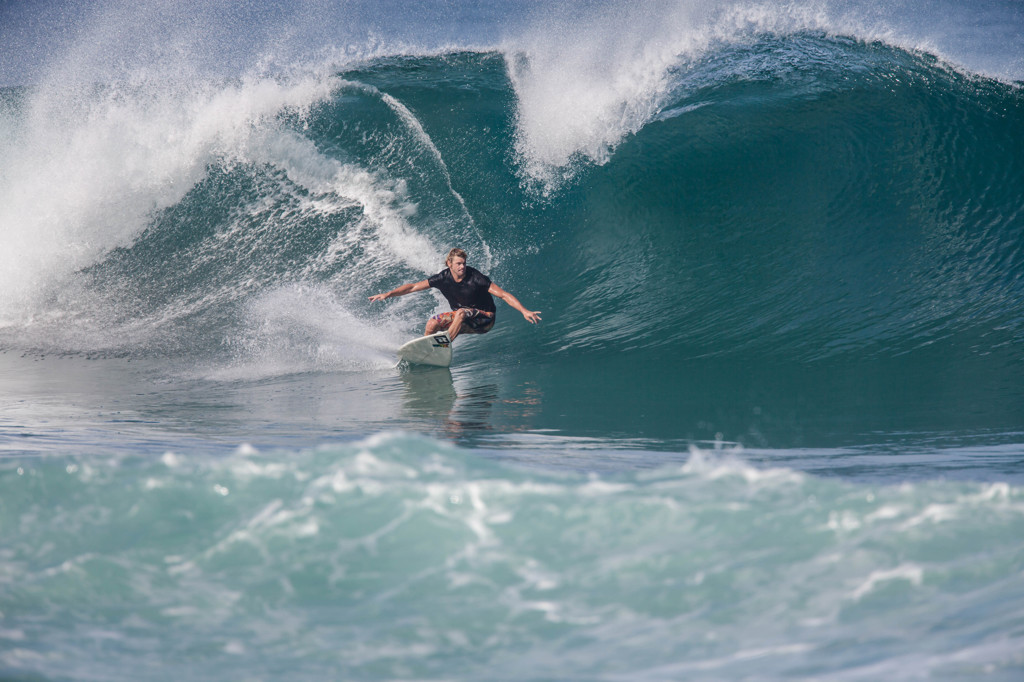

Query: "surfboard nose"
<box><xmin>397</xmin><ymin>331</ymin><xmax>453</xmax><ymax>367</ymax></box>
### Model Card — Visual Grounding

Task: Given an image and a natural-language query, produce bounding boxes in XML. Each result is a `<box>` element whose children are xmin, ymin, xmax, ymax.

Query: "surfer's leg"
<box><xmin>445</xmin><ymin>309</ymin><xmax>469</xmax><ymax>341</ymax></box>
<box><xmin>425</xmin><ymin>311</ymin><xmax>455</xmax><ymax>336</ymax></box>
<box><xmin>448</xmin><ymin>309</ymin><xmax>494</xmax><ymax>340</ymax></box>
<box><xmin>424</xmin><ymin>309</ymin><xmax>486</xmax><ymax>341</ymax></box>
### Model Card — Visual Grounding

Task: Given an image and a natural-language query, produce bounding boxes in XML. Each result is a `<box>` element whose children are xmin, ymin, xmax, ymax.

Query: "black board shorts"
<box><xmin>431</xmin><ymin>308</ymin><xmax>495</xmax><ymax>334</ymax></box>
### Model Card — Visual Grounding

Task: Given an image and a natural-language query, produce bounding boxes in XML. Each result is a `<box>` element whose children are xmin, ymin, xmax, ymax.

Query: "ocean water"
<box><xmin>1</xmin><ymin>1</ymin><xmax>1023</xmax><ymax>679</ymax></box>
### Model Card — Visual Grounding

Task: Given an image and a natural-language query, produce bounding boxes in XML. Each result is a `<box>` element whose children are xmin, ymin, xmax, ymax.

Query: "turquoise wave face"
<box><xmin>3</xmin><ymin>434</ymin><xmax>1023</xmax><ymax>680</ymax></box>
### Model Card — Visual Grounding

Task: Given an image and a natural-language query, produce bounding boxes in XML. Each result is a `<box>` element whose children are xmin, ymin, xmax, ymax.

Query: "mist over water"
<box><xmin>1</xmin><ymin>1</ymin><xmax>1023</xmax><ymax>680</ymax></box>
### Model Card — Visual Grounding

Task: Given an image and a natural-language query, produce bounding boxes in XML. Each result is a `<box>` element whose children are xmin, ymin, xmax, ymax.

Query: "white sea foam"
<box><xmin>850</xmin><ymin>563</ymin><xmax>924</xmax><ymax>600</ymax></box>
<box><xmin>500</xmin><ymin>0</ymin><xmax>1024</xmax><ymax>191</ymax></box>
<box><xmin>504</xmin><ymin>1</ymin><xmax>711</xmax><ymax>190</ymax></box>
<box><xmin>0</xmin><ymin>73</ymin><xmax>336</xmax><ymax>318</ymax></box>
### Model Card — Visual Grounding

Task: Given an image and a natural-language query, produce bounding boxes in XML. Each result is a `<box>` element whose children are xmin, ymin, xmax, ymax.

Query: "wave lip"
<box><xmin>501</xmin><ymin>0</ymin><xmax>1024</xmax><ymax>193</ymax></box>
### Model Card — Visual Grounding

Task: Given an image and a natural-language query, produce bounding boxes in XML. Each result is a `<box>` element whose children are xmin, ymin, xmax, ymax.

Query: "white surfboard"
<box><xmin>397</xmin><ymin>330</ymin><xmax>453</xmax><ymax>367</ymax></box>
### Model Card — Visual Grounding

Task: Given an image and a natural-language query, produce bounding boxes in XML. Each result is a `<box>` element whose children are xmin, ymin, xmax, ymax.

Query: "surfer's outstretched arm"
<box><xmin>488</xmin><ymin>283</ymin><xmax>542</xmax><ymax>324</ymax></box>
<box><xmin>369</xmin><ymin>280</ymin><xmax>429</xmax><ymax>302</ymax></box>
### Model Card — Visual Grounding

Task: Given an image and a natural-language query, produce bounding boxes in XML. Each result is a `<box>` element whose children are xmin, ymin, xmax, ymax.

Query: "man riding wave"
<box><xmin>369</xmin><ymin>248</ymin><xmax>541</xmax><ymax>340</ymax></box>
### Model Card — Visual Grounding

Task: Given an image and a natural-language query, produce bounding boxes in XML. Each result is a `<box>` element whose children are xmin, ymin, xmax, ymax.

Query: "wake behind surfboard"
<box><xmin>396</xmin><ymin>331</ymin><xmax>452</xmax><ymax>367</ymax></box>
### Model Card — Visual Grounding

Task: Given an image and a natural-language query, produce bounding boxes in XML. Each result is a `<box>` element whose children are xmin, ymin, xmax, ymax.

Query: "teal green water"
<box><xmin>1</xmin><ymin>1</ymin><xmax>1024</xmax><ymax>679</ymax></box>
<box><xmin>4</xmin><ymin>436</ymin><xmax>1024</xmax><ymax>680</ymax></box>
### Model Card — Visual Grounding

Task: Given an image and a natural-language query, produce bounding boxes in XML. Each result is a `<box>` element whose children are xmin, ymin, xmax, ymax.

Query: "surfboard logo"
<box><xmin>432</xmin><ymin>334</ymin><xmax>451</xmax><ymax>348</ymax></box>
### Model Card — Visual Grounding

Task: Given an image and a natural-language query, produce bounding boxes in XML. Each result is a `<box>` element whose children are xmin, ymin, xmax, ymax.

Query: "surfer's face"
<box><xmin>447</xmin><ymin>256</ymin><xmax>467</xmax><ymax>280</ymax></box>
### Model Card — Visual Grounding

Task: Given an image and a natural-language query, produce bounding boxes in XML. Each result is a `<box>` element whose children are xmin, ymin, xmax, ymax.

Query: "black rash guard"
<box><xmin>427</xmin><ymin>266</ymin><xmax>496</xmax><ymax>313</ymax></box>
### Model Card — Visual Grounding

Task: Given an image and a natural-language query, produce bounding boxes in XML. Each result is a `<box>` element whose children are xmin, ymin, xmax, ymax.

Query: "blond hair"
<box><xmin>446</xmin><ymin>248</ymin><xmax>468</xmax><ymax>264</ymax></box>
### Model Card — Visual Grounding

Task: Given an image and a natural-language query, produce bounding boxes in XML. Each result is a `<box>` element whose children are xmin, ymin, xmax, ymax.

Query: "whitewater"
<box><xmin>1</xmin><ymin>1</ymin><xmax>1023</xmax><ymax>679</ymax></box>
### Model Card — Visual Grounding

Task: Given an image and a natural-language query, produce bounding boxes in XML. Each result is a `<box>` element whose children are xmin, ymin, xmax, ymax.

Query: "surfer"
<box><xmin>369</xmin><ymin>248</ymin><xmax>541</xmax><ymax>341</ymax></box>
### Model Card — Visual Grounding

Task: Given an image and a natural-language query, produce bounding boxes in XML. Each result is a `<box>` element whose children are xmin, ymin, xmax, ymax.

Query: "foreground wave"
<box><xmin>3</xmin><ymin>433</ymin><xmax>1023</xmax><ymax>680</ymax></box>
